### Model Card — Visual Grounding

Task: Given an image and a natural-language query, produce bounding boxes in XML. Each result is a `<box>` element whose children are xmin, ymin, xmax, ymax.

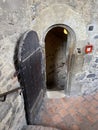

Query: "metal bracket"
<box><xmin>0</xmin><ymin>87</ymin><xmax>22</xmax><ymax>102</ymax></box>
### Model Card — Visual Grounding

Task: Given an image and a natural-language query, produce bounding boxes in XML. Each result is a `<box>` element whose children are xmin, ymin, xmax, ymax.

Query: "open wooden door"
<box><xmin>18</xmin><ymin>30</ymin><xmax>45</xmax><ymax>124</ymax></box>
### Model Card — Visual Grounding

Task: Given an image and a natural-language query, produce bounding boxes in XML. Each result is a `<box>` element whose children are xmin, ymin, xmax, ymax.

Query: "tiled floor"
<box><xmin>34</xmin><ymin>92</ymin><xmax>98</xmax><ymax>130</ymax></box>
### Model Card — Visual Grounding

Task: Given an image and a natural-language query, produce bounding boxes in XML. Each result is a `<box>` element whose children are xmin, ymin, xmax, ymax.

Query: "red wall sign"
<box><xmin>85</xmin><ymin>45</ymin><xmax>93</xmax><ymax>54</ymax></box>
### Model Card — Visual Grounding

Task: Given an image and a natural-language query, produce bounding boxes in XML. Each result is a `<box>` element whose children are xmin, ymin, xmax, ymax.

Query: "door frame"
<box><xmin>42</xmin><ymin>24</ymin><xmax>76</xmax><ymax>95</ymax></box>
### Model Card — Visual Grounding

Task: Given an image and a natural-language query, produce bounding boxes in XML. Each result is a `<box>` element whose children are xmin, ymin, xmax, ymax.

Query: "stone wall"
<box><xmin>71</xmin><ymin>24</ymin><xmax>98</xmax><ymax>95</ymax></box>
<box><xmin>31</xmin><ymin>2</ymin><xmax>87</xmax><ymax>95</ymax></box>
<box><xmin>0</xmin><ymin>0</ymin><xmax>98</xmax><ymax>129</ymax></box>
<box><xmin>31</xmin><ymin>1</ymin><xmax>98</xmax><ymax>95</ymax></box>
<box><xmin>32</xmin><ymin>0</ymin><xmax>98</xmax><ymax>24</ymax></box>
<box><xmin>0</xmin><ymin>0</ymin><xmax>33</xmax><ymax>129</ymax></box>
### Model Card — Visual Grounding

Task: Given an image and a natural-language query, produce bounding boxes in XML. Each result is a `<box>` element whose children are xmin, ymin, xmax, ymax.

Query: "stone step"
<box><xmin>22</xmin><ymin>125</ymin><xmax>61</xmax><ymax>130</ymax></box>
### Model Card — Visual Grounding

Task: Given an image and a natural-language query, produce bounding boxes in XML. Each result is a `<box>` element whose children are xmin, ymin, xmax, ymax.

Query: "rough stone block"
<box><xmin>87</xmin><ymin>74</ymin><xmax>96</xmax><ymax>78</ymax></box>
<box><xmin>95</xmin><ymin>58</ymin><xmax>98</xmax><ymax>63</ymax></box>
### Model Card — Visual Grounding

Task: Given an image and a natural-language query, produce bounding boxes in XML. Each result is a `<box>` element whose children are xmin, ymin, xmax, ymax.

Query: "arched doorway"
<box><xmin>44</xmin><ymin>25</ymin><xmax>76</xmax><ymax>97</ymax></box>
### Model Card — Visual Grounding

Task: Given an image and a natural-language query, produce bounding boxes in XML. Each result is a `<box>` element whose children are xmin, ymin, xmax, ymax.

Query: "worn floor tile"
<box><xmin>34</xmin><ymin>92</ymin><xmax>98</xmax><ymax>130</ymax></box>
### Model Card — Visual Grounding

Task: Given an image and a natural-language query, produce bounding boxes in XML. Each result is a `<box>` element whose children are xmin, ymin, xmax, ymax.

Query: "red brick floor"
<box><xmin>34</xmin><ymin>92</ymin><xmax>98</xmax><ymax>130</ymax></box>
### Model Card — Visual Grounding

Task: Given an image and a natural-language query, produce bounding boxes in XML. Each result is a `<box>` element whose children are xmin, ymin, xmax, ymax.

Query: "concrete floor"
<box><xmin>46</xmin><ymin>90</ymin><xmax>65</xmax><ymax>99</ymax></box>
<box><xmin>34</xmin><ymin>91</ymin><xmax>98</xmax><ymax>130</ymax></box>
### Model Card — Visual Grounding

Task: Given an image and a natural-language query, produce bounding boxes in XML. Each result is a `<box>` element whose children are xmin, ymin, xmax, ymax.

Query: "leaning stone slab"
<box><xmin>22</xmin><ymin>125</ymin><xmax>61</xmax><ymax>130</ymax></box>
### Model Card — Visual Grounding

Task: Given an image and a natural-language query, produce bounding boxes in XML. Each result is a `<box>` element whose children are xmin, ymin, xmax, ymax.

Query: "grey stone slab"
<box><xmin>22</xmin><ymin>125</ymin><xmax>61</xmax><ymax>130</ymax></box>
<box><xmin>87</xmin><ymin>74</ymin><xmax>96</xmax><ymax>78</ymax></box>
<box><xmin>95</xmin><ymin>58</ymin><xmax>98</xmax><ymax>63</ymax></box>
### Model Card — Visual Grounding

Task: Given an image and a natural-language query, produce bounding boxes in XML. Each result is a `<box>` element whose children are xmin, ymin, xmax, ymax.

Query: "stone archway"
<box><xmin>32</xmin><ymin>4</ymin><xmax>87</xmax><ymax>95</ymax></box>
<box><xmin>44</xmin><ymin>24</ymin><xmax>76</xmax><ymax>97</ymax></box>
